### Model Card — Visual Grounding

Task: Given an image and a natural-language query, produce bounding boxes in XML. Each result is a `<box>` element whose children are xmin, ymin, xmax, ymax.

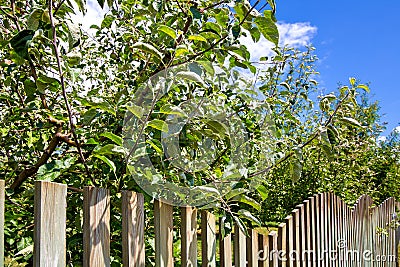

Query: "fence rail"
<box><xmin>0</xmin><ymin>181</ymin><xmax>399</xmax><ymax>266</ymax></box>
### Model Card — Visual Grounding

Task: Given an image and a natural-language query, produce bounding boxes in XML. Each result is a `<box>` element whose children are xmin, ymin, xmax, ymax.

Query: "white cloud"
<box><xmin>377</xmin><ymin>136</ymin><xmax>387</xmax><ymax>143</ymax></box>
<box><xmin>394</xmin><ymin>126</ymin><xmax>400</xmax><ymax>133</ymax></box>
<box><xmin>70</xmin><ymin>0</ymin><xmax>107</xmax><ymax>31</ymax></box>
<box><xmin>240</xmin><ymin>22</ymin><xmax>317</xmax><ymax>62</ymax></box>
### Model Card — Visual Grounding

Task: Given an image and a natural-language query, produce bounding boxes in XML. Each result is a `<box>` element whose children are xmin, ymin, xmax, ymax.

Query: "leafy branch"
<box><xmin>249</xmin><ymin>90</ymin><xmax>351</xmax><ymax>178</ymax></box>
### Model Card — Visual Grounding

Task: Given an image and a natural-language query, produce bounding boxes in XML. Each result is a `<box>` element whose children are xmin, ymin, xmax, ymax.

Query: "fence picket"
<box><xmin>122</xmin><ymin>191</ymin><xmax>145</xmax><ymax>267</ymax></box>
<box><xmin>34</xmin><ymin>181</ymin><xmax>67</xmax><ymax>267</ymax></box>
<box><xmin>201</xmin><ymin>211</ymin><xmax>216</xmax><ymax>267</ymax></box>
<box><xmin>247</xmin><ymin>229</ymin><xmax>259</xmax><ymax>267</ymax></box>
<box><xmin>83</xmin><ymin>186</ymin><xmax>111</xmax><ymax>267</ymax></box>
<box><xmin>234</xmin><ymin>224</ymin><xmax>247</xmax><ymax>267</ymax></box>
<box><xmin>219</xmin><ymin>217</ymin><xmax>233</xmax><ymax>267</ymax></box>
<box><xmin>0</xmin><ymin>180</ymin><xmax>4</xmax><ymax>267</ymax></box>
<box><xmin>154</xmin><ymin>200</ymin><xmax>174</xmax><ymax>267</ymax></box>
<box><xmin>181</xmin><ymin>206</ymin><xmax>197</xmax><ymax>267</ymax></box>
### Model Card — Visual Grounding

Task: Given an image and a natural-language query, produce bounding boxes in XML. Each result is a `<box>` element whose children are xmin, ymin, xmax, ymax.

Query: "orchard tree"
<box><xmin>1</xmin><ymin>0</ymin><xmax>399</xmax><ymax>264</ymax></box>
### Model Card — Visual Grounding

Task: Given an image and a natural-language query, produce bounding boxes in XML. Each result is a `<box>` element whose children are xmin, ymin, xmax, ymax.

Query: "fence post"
<box><xmin>154</xmin><ymin>200</ymin><xmax>174</xmax><ymax>267</ymax></box>
<box><xmin>234</xmin><ymin>224</ymin><xmax>247</xmax><ymax>267</ymax></box>
<box><xmin>83</xmin><ymin>186</ymin><xmax>110</xmax><ymax>267</ymax></box>
<box><xmin>246</xmin><ymin>229</ymin><xmax>259</xmax><ymax>267</ymax></box>
<box><xmin>33</xmin><ymin>181</ymin><xmax>67</xmax><ymax>267</ymax></box>
<box><xmin>122</xmin><ymin>191</ymin><xmax>145</xmax><ymax>267</ymax></box>
<box><xmin>219</xmin><ymin>217</ymin><xmax>232</xmax><ymax>267</ymax></box>
<box><xmin>0</xmin><ymin>180</ymin><xmax>5</xmax><ymax>266</ymax></box>
<box><xmin>201</xmin><ymin>211</ymin><xmax>216</xmax><ymax>267</ymax></box>
<box><xmin>181</xmin><ymin>206</ymin><xmax>197</xmax><ymax>267</ymax></box>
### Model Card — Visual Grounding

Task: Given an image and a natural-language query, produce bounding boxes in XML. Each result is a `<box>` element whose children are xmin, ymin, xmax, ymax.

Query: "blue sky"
<box><xmin>274</xmin><ymin>0</ymin><xmax>400</xmax><ymax>136</ymax></box>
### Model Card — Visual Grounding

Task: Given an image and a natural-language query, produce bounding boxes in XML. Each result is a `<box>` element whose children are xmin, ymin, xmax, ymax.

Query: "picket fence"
<box><xmin>0</xmin><ymin>180</ymin><xmax>399</xmax><ymax>266</ymax></box>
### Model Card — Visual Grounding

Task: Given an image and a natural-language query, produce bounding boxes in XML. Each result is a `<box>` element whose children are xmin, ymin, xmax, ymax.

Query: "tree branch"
<box><xmin>249</xmin><ymin>91</ymin><xmax>351</xmax><ymax>178</ymax></box>
<box><xmin>48</xmin><ymin>0</ymin><xmax>94</xmax><ymax>184</ymax></box>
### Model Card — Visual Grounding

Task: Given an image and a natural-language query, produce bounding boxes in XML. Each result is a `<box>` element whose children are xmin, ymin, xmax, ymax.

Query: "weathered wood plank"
<box><xmin>0</xmin><ymin>180</ymin><xmax>4</xmax><ymax>267</ymax></box>
<box><xmin>181</xmin><ymin>206</ymin><xmax>197</xmax><ymax>267</ymax></box>
<box><xmin>201</xmin><ymin>211</ymin><xmax>216</xmax><ymax>267</ymax></box>
<box><xmin>154</xmin><ymin>200</ymin><xmax>174</xmax><ymax>267</ymax></box>
<box><xmin>122</xmin><ymin>191</ymin><xmax>145</xmax><ymax>267</ymax></box>
<box><xmin>83</xmin><ymin>186</ymin><xmax>111</xmax><ymax>267</ymax></box>
<box><xmin>285</xmin><ymin>215</ymin><xmax>294</xmax><ymax>267</ymax></box>
<box><xmin>268</xmin><ymin>231</ymin><xmax>278</xmax><ymax>267</ymax></box>
<box><xmin>278</xmin><ymin>222</ymin><xmax>287</xmax><ymax>267</ymax></box>
<box><xmin>258</xmin><ymin>233</ymin><xmax>269</xmax><ymax>267</ymax></box>
<box><xmin>247</xmin><ymin>229</ymin><xmax>259</xmax><ymax>267</ymax></box>
<box><xmin>219</xmin><ymin>217</ymin><xmax>232</xmax><ymax>267</ymax></box>
<box><xmin>34</xmin><ymin>181</ymin><xmax>67</xmax><ymax>267</ymax></box>
<box><xmin>234</xmin><ymin>224</ymin><xmax>247</xmax><ymax>267</ymax></box>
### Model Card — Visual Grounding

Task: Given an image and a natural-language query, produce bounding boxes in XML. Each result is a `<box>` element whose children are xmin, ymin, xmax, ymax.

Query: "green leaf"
<box><xmin>267</xmin><ymin>0</ymin><xmax>276</xmax><ymax>13</ymax></box>
<box><xmin>127</xmin><ymin>104</ymin><xmax>145</xmax><ymax>118</ymax></box>
<box><xmin>94</xmin><ymin>144</ymin><xmax>125</xmax><ymax>155</ymax></box>
<box><xmin>256</xmin><ymin>185</ymin><xmax>268</xmax><ymax>201</ymax></box>
<box><xmin>147</xmin><ymin>119</ymin><xmax>169</xmax><ymax>132</ymax></box>
<box><xmin>204</xmin><ymin>120</ymin><xmax>228</xmax><ymax>138</ymax></box>
<box><xmin>225</xmin><ymin>188</ymin><xmax>248</xmax><ymax>200</ymax></box>
<box><xmin>230</xmin><ymin>195</ymin><xmax>261</xmax><ymax>211</ymax></box>
<box><xmin>340</xmin><ymin>117</ymin><xmax>362</xmax><ymax>128</ymax></box>
<box><xmin>100</xmin><ymin>132</ymin><xmax>123</xmax><ymax>146</ymax></box>
<box><xmin>176</xmin><ymin>71</ymin><xmax>205</xmax><ymax>85</ymax></box>
<box><xmin>10</xmin><ymin>30</ymin><xmax>34</xmax><ymax>60</ymax></box>
<box><xmin>158</xmin><ymin>25</ymin><xmax>177</xmax><ymax>39</ymax></box>
<box><xmin>190</xmin><ymin>6</ymin><xmax>202</xmax><ymax>19</ymax></box>
<box><xmin>146</xmin><ymin>139</ymin><xmax>163</xmax><ymax>155</ymax></box>
<box><xmin>237</xmin><ymin>209</ymin><xmax>261</xmax><ymax>225</ymax></box>
<box><xmin>357</xmin><ymin>84</ymin><xmax>370</xmax><ymax>92</ymax></box>
<box><xmin>349</xmin><ymin>77</ymin><xmax>356</xmax><ymax>86</ymax></box>
<box><xmin>93</xmin><ymin>155</ymin><xmax>116</xmax><ymax>174</ymax></box>
<box><xmin>254</xmin><ymin>10</ymin><xmax>279</xmax><ymax>46</ymax></box>
<box><xmin>132</xmin><ymin>42</ymin><xmax>163</xmax><ymax>60</ymax></box>
<box><xmin>27</xmin><ymin>9</ymin><xmax>43</xmax><ymax>30</ymax></box>
<box><xmin>188</xmin><ymin>35</ymin><xmax>208</xmax><ymax>42</ymax></box>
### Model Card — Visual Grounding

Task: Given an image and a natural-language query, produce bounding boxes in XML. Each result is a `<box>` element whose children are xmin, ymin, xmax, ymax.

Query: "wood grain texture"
<box><xmin>33</xmin><ymin>181</ymin><xmax>67</xmax><ymax>267</ymax></box>
<box><xmin>83</xmin><ymin>186</ymin><xmax>111</xmax><ymax>267</ymax></box>
<box><xmin>234</xmin><ymin>224</ymin><xmax>247</xmax><ymax>267</ymax></box>
<box><xmin>0</xmin><ymin>180</ymin><xmax>4</xmax><ymax>267</ymax></box>
<box><xmin>122</xmin><ymin>191</ymin><xmax>145</xmax><ymax>267</ymax></box>
<box><xmin>201</xmin><ymin>211</ymin><xmax>216</xmax><ymax>267</ymax></box>
<box><xmin>219</xmin><ymin>222</ymin><xmax>232</xmax><ymax>267</ymax></box>
<box><xmin>246</xmin><ymin>229</ymin><xmax>259</xmax><ymax>267</ymax></box>
<box><xmin>181</xmin><ymin>206</ymin><xmax>197</xmax><ymax>267</ymax></box>
<box><xmin>154</xmin><ymin>200</ymin><xmax>173</xmax><ymax>267</ymax></box>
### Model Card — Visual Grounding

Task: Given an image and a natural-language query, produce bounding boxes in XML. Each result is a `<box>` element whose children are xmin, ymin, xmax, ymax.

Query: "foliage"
<box><xmin>0</xmin><ymin>0</ymin><xmax>399</xmax><ymax>264</ymax></box>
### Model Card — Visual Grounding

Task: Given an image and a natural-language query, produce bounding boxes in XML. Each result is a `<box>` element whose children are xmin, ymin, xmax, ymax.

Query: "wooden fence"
<box><xmin>0</xmin><ymin>180</ymin><xmax>399</xmax><ymax>266</ymax></box>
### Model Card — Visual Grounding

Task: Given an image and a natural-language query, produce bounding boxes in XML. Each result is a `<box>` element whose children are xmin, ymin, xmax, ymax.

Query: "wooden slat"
<box><xmin>285</xmin><ymin>215</ymin><xmax>294</xmax><ymax>267</ymax></box>
<box><xmin>34</xmin><ymin>181</ymin><xmax>67</xmax><ymax>267</ymax></box>
<box><xmin>234</xmin><ymin>224</ymin><xmax>246</xmax><ymax>267</ymax></box>
<box><xmin>201</xmin><ymin>211</ymin><xmax>216</xmax><ymax>267</ymax></box>
<box><xmin>293</xmin><ymin>208</ymin><xmax>301</xmax><ymax>267</ymax></box>
<box><xmin>181</xmin><ymin>206</ymin><xmax>197</xmax><ymax>267</ymax></box>
<box><xmin>268</xmin><ymin>231</ymin><xmax>278</xmax><ymax>267</ymax></box>
<box><xmin>303</xmin><ymin>200</ymin><xmax>310</xmax><ymax>266</ymax></box>
<box><xmin>247</xmin><ymin>229</ymin><xmax>259</xmax><ymax>267</ymax></box>
<box><xmin>315</xmin><ymin>194</ymin><xmax>321</xmax><ymax>267</ymax></box>
<box><xmin>278</xmin><ymin>222</ymin><xmax>287</xmax><ymax>267</ymax></box>
<box><xmin>154</xmin><ymin>200</ymin><xmax>174</xmax><ymax>267</ymax></box>
<box><xmin>0</xmin><ymin>180</ymin><xmax>4</xmax><ymax>267</ymax></box>
<box><xmin>83</xmin><ymin>186</ymin><xmax>111</xmax><ymax>267</ymax></box>
<box><xmin>122</xmin><ymin>191</ymin><xmax>145</xmax><ymax>267</ymax></box>
<box><xmin>258</xmin><ymin>233</ymin><xmax>269</xmax><ymax>267</ymax></box>
<box><xmin>219</xmin><ymin>218</ymin><xmax>232</xmax><ymax>267</ymax></box>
